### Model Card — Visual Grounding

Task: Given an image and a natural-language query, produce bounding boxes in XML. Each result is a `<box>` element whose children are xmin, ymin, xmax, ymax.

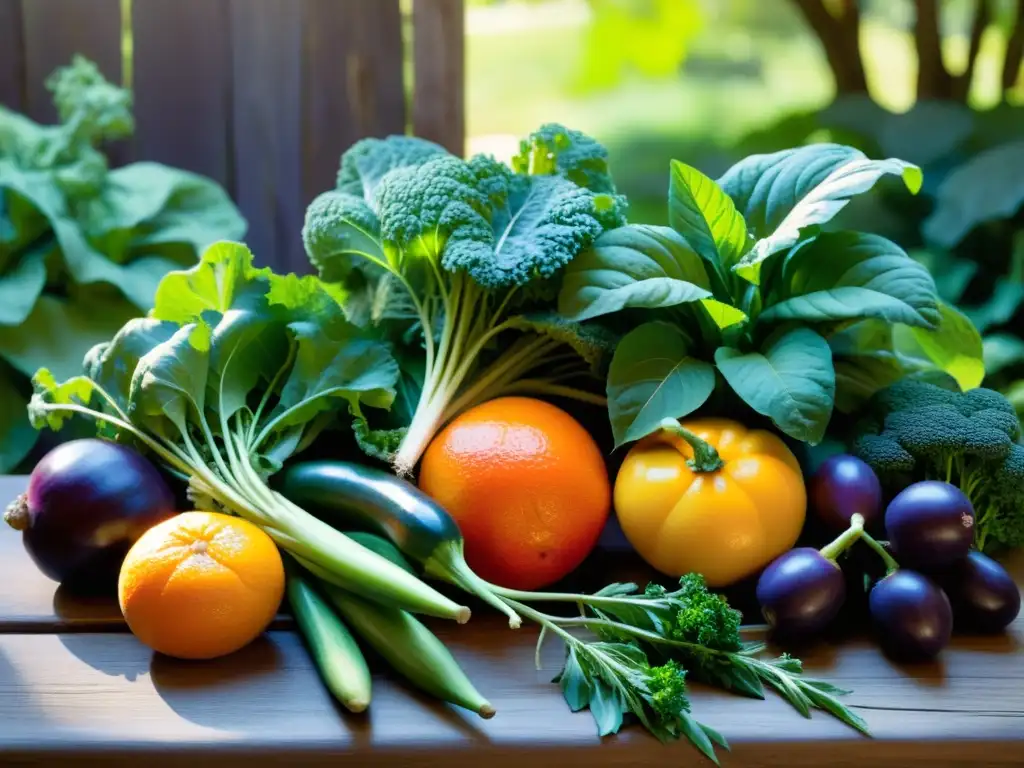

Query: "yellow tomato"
<box><xmin>613</xmin><ymin>418</ymin><xmax>806</xmax><ymax>587</ymax></box>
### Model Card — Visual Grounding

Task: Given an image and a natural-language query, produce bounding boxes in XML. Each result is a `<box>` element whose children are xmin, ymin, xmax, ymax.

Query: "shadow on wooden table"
<box><xmin>57</xmin><ymin>633</ymin><xmax>151</xmax><ymax>681</ymax></box>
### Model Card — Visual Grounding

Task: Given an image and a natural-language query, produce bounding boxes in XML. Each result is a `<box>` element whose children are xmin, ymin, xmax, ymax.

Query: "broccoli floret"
<box><xmin>851</xmin><ymin>432</ymin><xmax>916</xmax><ymax>473</ymax></box>
<box><xmin>645</xmin><ymin>660</ymin><xmax>690</xmax><ymax>719</ymax></box>
<box><xmin>852</xmin><ymin>379</ymin><xmax>1024</xmax><ymax>553</ymax></box>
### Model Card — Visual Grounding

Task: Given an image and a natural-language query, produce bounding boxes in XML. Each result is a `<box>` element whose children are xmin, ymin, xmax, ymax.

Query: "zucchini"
<box><xmin>277</xmin><ymin>460</ymin><xmax>520</xmax><ymax>627</ymax></box>
<box><xmin>287</xmin><ymin>568</ymin><xmax>372</xmax><ymax>713</ymax></box>
<box><xmin>321</xmin><ymin>581</ymin><xmax>496</xmax><ymax>719</ymax></box>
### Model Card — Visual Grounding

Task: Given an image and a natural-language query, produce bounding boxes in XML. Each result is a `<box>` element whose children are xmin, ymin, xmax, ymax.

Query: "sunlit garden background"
<box><xmin>465</xmin><ymin>0</ymin><xmax>1023</xmax><ymax>224</ymax></box>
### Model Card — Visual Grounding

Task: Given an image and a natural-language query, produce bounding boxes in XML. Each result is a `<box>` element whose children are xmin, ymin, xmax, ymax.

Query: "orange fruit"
<box><xmin>117</xmin><ymin>511</ymin><xmax>284</xmax><ymax>660</ymax></box>
<box><xmin>419</xmin><ymin>396</ymin><xmax>610</xmax><ymax>591</ymax></box>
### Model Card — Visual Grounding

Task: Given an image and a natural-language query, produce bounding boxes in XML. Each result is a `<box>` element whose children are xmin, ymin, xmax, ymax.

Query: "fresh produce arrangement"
<box><xmin>756</xmin><ymin>446</ymin><xmax>1020</xmax><ymax>661</ymax></box>
<box><xmin>3</xmin><ymin>122</ymin><xmax>1021</xmax><ymax>764</ymax></box>
<box><xmin>0</xmin><ymin>57</ymin><xmax>246</xmax><ymax>472</ymax></box>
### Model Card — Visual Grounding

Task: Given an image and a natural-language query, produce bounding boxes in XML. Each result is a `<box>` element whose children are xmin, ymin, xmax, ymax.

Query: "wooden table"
<box><xmin>1</xmin><ymin>476</ymin><xmax>1022</xmax><ymax>767</ymax></box>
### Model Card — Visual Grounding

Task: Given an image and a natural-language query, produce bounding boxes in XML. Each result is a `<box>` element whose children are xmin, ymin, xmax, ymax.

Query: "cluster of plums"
<box><xmin>755</xmin><ymin>455</ymin><xmax>1021</xmax><ymax>660</ymax></box>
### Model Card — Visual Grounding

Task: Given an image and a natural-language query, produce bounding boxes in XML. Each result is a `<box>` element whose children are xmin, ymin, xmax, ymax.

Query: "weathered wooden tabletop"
<box><xmin>0</xmin><ymin>476</ymin><xmax>1021</xmax><ymax>767</ymax></box>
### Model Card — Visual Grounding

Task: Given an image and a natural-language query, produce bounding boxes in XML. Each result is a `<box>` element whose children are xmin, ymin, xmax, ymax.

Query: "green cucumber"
<box><xmin>320</xmin><ymin>581</ymin><xmax>496</xmax><ymax>719</ymax></box>
<box><xmin>287</xmin><ymin>569</ymin><xmax>372</xmax><ymax>713</ymax></box>
<box><xmin>277</xmin><ymin>460</ymin><xmax>520</xmax><ymax>627</ymax></box>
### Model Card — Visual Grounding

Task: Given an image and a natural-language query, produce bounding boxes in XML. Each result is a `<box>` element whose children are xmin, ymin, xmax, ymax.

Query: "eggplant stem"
<box><xmin>3</xmin><ymin>495</ymin><xmax>29</xmax><ymax>531</ymax></box>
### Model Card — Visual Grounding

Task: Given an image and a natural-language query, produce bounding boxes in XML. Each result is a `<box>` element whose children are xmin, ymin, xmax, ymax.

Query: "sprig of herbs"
<box><xmin>499</xmin><ymin>575</ymin><xmax>868</xmax><ymax>764</ymax></box>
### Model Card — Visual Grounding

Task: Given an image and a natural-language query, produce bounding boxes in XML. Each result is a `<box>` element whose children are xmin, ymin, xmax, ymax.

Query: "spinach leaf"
<box><xmin>715</xmin><ymin>327</ymin><xmax>835</xmax><ymax>443</ymax></box>
<box><xmin>668</xmin><ymin>160</ymin><xmax>747</xmax><ymax>270</ymax></box>
<box><xmin>559</xmin><ymin>224</ymin><xmax>713</xmax><ymax>321</ymax></box>
<box><xmin>606</xmin><ymin>321</ymin><xmax>715</xmax><ymax>447</ymax></box>
<box><xmin>718</xmin><ymin>144</ymin><xmax>921</xmax><ymax>284</ymax></box>
<box><xmin>761</xmin><ymin>231</ymin><xmax>939</xmax><ymax>328</ymax></box>
<box><xmin>923</xmin><ymin>140</ymin><xmax>1024</xmax><ymax>248</ymax></box>
<box><xmin>894</xmin><ymin>301</ymin><xmax>985</xmax><ymax>391</ymax></box>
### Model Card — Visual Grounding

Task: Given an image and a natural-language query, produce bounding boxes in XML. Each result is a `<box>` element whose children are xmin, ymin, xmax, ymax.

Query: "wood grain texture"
<box><xmin>0</xmin><ymin>475</ymin><xmax>1022</xmax><ymax>764</ymax></box>
<box><xmin>229</xmin><ymin>0</ymin><xmax>406</xmax><ymax>274</ymax></box>
<box><xmin>0</xmin><ymin>0</ymin><xmax>25</xmax><ymax>111</ymax></box>
<box><xmin>130</xmin><ymin>0</ymin><xmax>233</xmax><ymax>187</ymax></box>
<box><xmin>19</xmin><ymin>0</ymin><xmax>123</xmax><ymax>125</ymax></box>
<box><xmin>302</xmin><ymin>0</ymin><xmax>405</xmax><ymax>203</ymax></box>
<box><xmin>0</xmin><ymin>615</ymin><xmax>1020</xmax><ymax>767</ymax></box>
<box><xmin>228</xmin><ymin>0</ymin><xmax>304</xmax><ymax>273</ymax></box>
<box><xmin>413</xmin><ymin>0</ymin><xmax>465</xmax><ymax>155</ymax></box>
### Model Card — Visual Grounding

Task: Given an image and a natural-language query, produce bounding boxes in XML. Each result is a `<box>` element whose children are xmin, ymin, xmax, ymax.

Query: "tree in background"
<box><xmin>792</xmin><ymin>0</ymin><xmax>1022</xmax><ymax>102</ymax></box>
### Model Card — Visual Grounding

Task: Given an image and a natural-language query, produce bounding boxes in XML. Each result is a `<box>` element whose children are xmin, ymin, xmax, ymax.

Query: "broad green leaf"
<box><xmin>894</xmin><ymin>302</ymin><xmax>984</xmax><ymax>391</ymax></box>
<box><xmin>923</xmin><ymin>140</ymin><xmax>1024</xmax><ymax>248</ymax></box>
<box><xmin>828</xmin><ymin>320</ymin><xmax>904</xmax><ymax>413</ymax></box>
<box><xmin>983</xmin><ymin>333</ymin><xmax>1024</xmax><ymax>376</ymax></box>
<box><xmin>557</xmin><ymin>647</ymin><xmax>592</xmax><ymax>712</ymax></box>
<box><xmin>718</xmin><ymin>144</ymin><xmax>921</xmax><ymax>284</ymax></box>
<box><xmin>715</xmin><ymin>328</ymin><xmax>835</xmax><ymax>444</ymax></box>
<box><xmin>84</xmin><ymin>317</ymin><xmax>178</xmax><ymax>410</ymax></box>
<box><xmin>668</xmin><ymin>160</ymin><xmax>748</xmax><ymax>269</ymax></box>
<box><xmin>0</xmin><ymin>290</ymin><xmax>140</xmax><ymax>380</ymax></box>
<box><xmin>963</xmin><ymin>280</ymin><xmax>1024</xmax><ymax>334</ymax></box>
<box><xmin>0</xmin><ymin>373</ymin><xmax>36</xmax><ymax>472</ymax></box>
<box><xmin>99</xmin><ymin>163</ymin><xmax>245</xmax><ymax>254</ymax></box>
<box><xmin>128</xmin><ymin>324</ymin><xmax>210</xmax><ymax>437</ymax></box>
<box><xmin>558</xmin><ymin>224</ymin><xmax>712</xmax><ymax>321</ymax></box>
<box><xmin>588</xmin><ymin>679</ymin><xmax>625</xmax><ymax>737</ymax></box>
<box><xmin>606</xmin><ymin>321</ymin><xmax>715</xmax><ymax>447</ymax></box>
<box><xmin>153</xmin><ymin>241</ymin><xmax>268</xmax><ymax>323</ymax></box>
<box><xmin>761</xmin><ymin>232</ymin><xmax>939</xmax><ymax>328</ymax></box>
<box><xmin>0</xmin><ymin>248</ymin><xmax>46</xmax><ymax>326</ymax></box>
<box><xmin>700</xmin><ymin>299</ymin><xmax>748</xmax><ymax>330</ymax></box>
<box><xmin>267</xmin><ymin>328</ymin><xmax>398</xmax><ymax>438</ymax></box>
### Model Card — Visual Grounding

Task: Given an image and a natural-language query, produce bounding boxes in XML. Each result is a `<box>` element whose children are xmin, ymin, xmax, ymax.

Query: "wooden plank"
<box><xmin>413</xmin><ymin>0</ymin><xmax>465</xmax><ymax>155</ymax></box>
<box><xmin>0</xmin><ymin>613</ymin><xmax>1021</xmax><ymax>766</ymax></box>
<box><xmin>0</xmin><ymin>0</ymin><xmax>25</xmax><ymax>111</ymax></box>
<box><xmin>19</xmin><ymin>0</ymin><xmax>123</xmax><ymax>126</ymax></box>
<box><xmin>228</xmin><ymin>0</ymin><xmax>304</xmax><ymax>272</ymax></box>
<box><xmin>230</xmin><ymin>0</ymin><xmax>406</xmax><ymax>274</ymax></box>
<box><xmin>130</xmin><ymin>0</ymin><xmax>233</xmax><ymax>188</ymax></box>
<box><xmin>302</xmin><ymin>0</ymin><xmax>405</xmax><ymax>203</ymax></box>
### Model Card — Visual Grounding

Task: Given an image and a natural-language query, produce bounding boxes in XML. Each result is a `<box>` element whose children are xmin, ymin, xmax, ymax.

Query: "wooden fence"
<box><xmin>0</xmin><ymin>0</ymin><xmax>465</xmax><ymax>273</ymax></box>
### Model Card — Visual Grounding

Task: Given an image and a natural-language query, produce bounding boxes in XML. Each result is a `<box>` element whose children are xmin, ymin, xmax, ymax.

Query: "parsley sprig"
<box><xmin>496</xmin><ymin>575</ymin><xmax>869</xmax><ymax>764</ymax></box>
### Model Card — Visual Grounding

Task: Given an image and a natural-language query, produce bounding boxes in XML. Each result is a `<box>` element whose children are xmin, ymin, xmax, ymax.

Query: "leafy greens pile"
<box><xmin>23</xmin><ymin>127</ymin><xmax>880</xmax><ymax>762</ymax></box>
<box><xmin>557</xmin><ymin>143</ymin><xmax>956</xmax><ymax>446</ymax></box>
<box><xmin>302</xmin><ymin>124</ymin><xmax>624</xmax><ymax>474</ymax></box>
<box><xmin>0</xmin><ymin>56</ymin><xmax>245</xmax><ymax>471</ymax></box>
<box><xmin>30</xmin><ymin>241</ymin><xmax>470</xmax><ymax>624</ymax></box>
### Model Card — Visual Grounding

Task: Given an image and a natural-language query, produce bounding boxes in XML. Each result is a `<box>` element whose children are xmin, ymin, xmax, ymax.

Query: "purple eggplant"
<box><xmin>939</xmin><ymin>551</ymin><xmax>1021</xmax><ymax>633</ymax></box>
<box><xmin>885</xmin><ymin>481</ymin><xmax>974</xmax><ymax>570</ymax></box>
<box><xmin>809</xmin><ymin>454</ymin><xmax>883</xmax><ymax>532</ymax></box>
<box><xmin>4</xmin><ymin>439</ymin><xmax>177</xmax><ymax>586</ymax></box>
<box><xmin>756</xmin><ymin>548</ymin><xmax>847</xmax><ymax>638</ymax></box>
<box><xmin>869</xmin><ymin>570</ymin><xmax>952</xmax><ymax>660</ymax></box>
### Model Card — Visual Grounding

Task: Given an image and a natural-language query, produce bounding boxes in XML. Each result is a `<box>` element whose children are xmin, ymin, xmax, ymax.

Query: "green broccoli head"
<box><xmin>645</xmin><ymin>660</ymin><xmax>690</xmax><ymax>719</ymax></box>
<box><xmin>985</xmin><ymin>444</ymin><xmax>1024</xmax><ymax>551</ymax></box>
<box><xmin>512</xmin><ymin>122</ymin><xmax>619</xmax><ymax>195</ymax></box>
<box><xmin>852</xmin><ymin>379</ymin><xmax>1024</xmax><ymax>553</ymax></box>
